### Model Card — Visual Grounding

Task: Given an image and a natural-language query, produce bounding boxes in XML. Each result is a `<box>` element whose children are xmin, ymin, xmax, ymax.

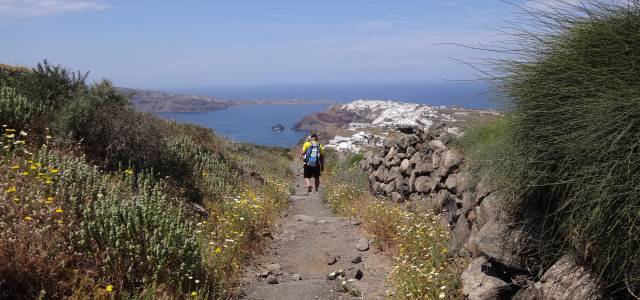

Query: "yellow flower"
<box><xmin>105</xmin><ymin>284</ymin><xmax>113</xmax><ymax>292</ymax></box>
<box><xmin>191</xmin><ymin>291</ymin><xmax>197</xmax><ymax>297</ymax></box>
<box><xmin>4</xmin><ymin>187</ymin><xmax>17</xmax><ymax>193</ymax></box>
<box><xmin>45</xmin><ymin>179</ymin><xmax>53</xmax><ymax>185</ymax></box>
<box><xmin>49</xmin><ymin>169</ymin><xmax>59</xmax><ymax>174</ymax></box>
<box><xmin>124</xmin><ymin>169</ymin><xmax>134</xmax><ymax>175</ymax></box>
<box><xmin>24</xmin><ymin>216</ymin><xmax>32</xmax><ymax>221</ymax></box>
<box><xmin>439</xmin><ymin>292</ymin><xmax>446</xmax><ymax>299</ymax></box>
<box><xmin>55</xmin><ymin>208</ymin><xmax>64</xmax><ymax>213</ymax></box>
<box><xmin>29</xmin><ymin>165</ymin><xmax>37</xmax><ymax>170</ymax></box>
<box><xmin>10</xmin><ymin>165</ymin><xmax>19</xmax><ymax>169</ymax></box>
<box><xmin>214</xmin><ymin>247</ymin><xmax>222</xmax><ymax>254</ymax></box>
<box><xmin>56</xmin><ymin>220</ymin><xmax>64</xmax><ymax>224</ymax></box>
<box><xmin>20</xmin><ymin>171</ymin><xmax>29</xmax><ymax>176</ymax></box>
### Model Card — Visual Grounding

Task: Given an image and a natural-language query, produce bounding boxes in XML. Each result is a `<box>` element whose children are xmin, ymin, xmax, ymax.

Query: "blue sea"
<box><xmin>159</xmin><ymin>82</ymin><xmax>496</xmax><ymax>148</ymax></box>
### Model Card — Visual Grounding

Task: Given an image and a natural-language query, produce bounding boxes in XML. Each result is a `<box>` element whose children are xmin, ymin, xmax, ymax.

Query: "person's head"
<box><xmin>310</xmin><ymin>133</ymin><xmax>318</xmax><ymax>141</ymax></box>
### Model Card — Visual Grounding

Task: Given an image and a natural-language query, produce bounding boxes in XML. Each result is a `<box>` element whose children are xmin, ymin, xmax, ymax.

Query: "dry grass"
<box><xmin>322</xmin><ymin>155</ymin><xmax>467</xmax><ymax>299</ymax></box>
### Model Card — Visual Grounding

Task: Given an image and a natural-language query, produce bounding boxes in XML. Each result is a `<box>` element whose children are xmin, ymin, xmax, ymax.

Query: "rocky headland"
<box><xmin>295</xmin><ymin>100</ymin><xmax>500</xmax><ymax>152</ymax></box>
<box><xmin>120</xmin><ymin>87</ymin><xmax>230</xmax><ymax>112</ymax></box>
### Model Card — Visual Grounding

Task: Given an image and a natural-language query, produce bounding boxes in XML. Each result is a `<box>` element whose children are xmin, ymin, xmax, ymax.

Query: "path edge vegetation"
<box><xmin>322</xmin><ymin>152</ymin><xmax>467</xmax><ymax>299</ymax></box>
<box><xmin>0</xmin><ymin>61</ymin><xmax>294</xmax><ymax>299</ymax></box>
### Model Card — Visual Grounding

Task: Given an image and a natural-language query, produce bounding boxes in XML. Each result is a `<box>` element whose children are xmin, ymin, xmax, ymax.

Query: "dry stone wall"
<box><xmin>358</xmin><ymin>125</ymin><xmax>604</xmax><ymax>300</ymax></box>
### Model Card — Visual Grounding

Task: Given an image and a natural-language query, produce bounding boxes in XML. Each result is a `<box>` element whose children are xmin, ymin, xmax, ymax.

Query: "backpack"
<box><xmin>305</xmin><ymin>143</ymin><xmax>321</xmax><ymax>167</ymax></box>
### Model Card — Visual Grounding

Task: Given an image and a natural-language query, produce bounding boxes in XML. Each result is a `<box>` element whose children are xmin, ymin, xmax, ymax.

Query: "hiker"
<box><xmin>301</xmin><ymin>133</ymin><xmax>324</xmax><ymax>193</ymax></box>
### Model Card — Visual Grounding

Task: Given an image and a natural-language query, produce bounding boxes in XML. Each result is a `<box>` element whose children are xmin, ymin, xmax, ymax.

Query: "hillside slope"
<box><xmin>0</xmin><ymin>61</ymin><xmax>292</xmax><ymax>299</ymax></box>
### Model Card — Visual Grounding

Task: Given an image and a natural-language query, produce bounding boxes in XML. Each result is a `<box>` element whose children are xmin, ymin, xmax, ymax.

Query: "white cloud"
<box><xmin>0</xmin><ymin>0</ymin><xmax>108</xmax><ymax>18</ymax></box>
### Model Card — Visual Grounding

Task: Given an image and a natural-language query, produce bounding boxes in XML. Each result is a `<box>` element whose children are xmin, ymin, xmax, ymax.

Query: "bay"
<box><xmin>160</xmin><ymin>103</ymin><xmax>331</xmax><ymax>148</ymax></box>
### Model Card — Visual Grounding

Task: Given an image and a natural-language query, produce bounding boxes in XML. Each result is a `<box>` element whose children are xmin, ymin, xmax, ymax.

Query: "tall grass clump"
<box><xmin>471</xmin><ymin>0</ymin><xmax>640</xmax><ymax>295</ymax></box>
<box><xmin>322</xmin><ymin>153</ymin><xmax>466</xmax><ymax>299</ymax></box>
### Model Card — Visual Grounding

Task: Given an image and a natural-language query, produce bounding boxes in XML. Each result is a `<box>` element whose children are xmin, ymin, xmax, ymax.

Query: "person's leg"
<box><xmin>305</xmin><ymin>178</ymin><xmax>312</xmax><ymax>192</ymax></box>
<box><xmin>314</xmin><ymin>167</ymin><xmax>321</xmax><ymax>191</ymax></box>
<box><xmin>303</xmin><ymin>166</ymin><xmax>313</xmax><ymax>192</ymax></box>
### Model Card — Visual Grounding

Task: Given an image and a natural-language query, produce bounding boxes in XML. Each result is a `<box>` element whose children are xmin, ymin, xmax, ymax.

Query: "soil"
<box><xmin>237</xmin><ymin>162</ymin><xmax>393</xmax><ymax>299</ymax></box>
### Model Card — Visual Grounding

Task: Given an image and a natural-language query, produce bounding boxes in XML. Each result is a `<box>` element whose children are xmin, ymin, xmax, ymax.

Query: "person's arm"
<box><xmin>301</xmin><ymin>142</ymin><xmax>308</xmax><ymax>161</ymax></box>
<box><xmin>320</xmin><ymin>145</ymin><xmax>325</xmax><ymax>171</ymax></box>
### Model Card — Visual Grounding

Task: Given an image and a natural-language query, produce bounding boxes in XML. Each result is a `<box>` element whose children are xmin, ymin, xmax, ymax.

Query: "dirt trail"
<box><xmin>238</xmin><ymin>162</ymin><xmax>393</xmax><ymax>299</ymax></box>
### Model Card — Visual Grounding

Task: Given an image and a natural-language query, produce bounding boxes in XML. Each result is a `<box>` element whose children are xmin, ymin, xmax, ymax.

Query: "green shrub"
<box><xmin>75</xmin><ymin>173</ymin><xmax>202</xmax><ymax>289</ymax></box>
<box><xmin>479</xmin><ymin>1</ymin><xmax>640</xmax><ymax>295</ymax></box>
<box><xmin>0</xmin><ymin>85</ymin><xmax>47</xmax><ymax>129</ymax></box>
<box><xmin>165</xmin><ymin>132</ymin><xmax>241</xmax><ymax>202</ymax></box>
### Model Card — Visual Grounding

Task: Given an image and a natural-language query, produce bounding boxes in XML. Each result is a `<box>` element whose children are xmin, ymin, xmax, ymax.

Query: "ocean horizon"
<box><xmin>159</xmin><ymin>81</ymin><xmax>499</xmax><ymax>110</ymax></box>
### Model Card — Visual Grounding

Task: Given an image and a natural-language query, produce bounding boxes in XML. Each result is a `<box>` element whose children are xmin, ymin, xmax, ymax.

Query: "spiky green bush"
<box><xmin>0</xmin><ymin>85</ymin><xmax>46</xmax><ymax>128</ymax></box>
<box><xmin>474</xmin><ymin>0</ymin><xmax>640</xmax><ymax>295</ymax></box>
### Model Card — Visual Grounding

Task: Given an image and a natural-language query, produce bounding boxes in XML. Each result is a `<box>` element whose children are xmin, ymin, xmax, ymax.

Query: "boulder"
<box><xmin>413</xmin><ymin>159</ymin><xmax>434</xmax><ymax>175</ymax></box>
<box><xmin>370</xmin><ymin>182</ymin><xmax>381</xmax><ymax>194</ymax></box>
<box><xmin>442</xmin><ymin>193</ymin><xmax>459</xmax><ymax>225</ymax></box>
<box><xmin>427</xmin><ymin>139</ymin><xmax>447</xmax><ymax>151</ymax></box>
<box><xmin>384</xmin><ymin>133</ymin><xmax>418</xmax><ymax>152</ymax></box>
<box><xmin>434</xmin><ymin>190</ymin><xmax>450</xmax><ymax>208</ymax></box>
<box><xmin>384</xmin><ymin>156</ymin><xmax>400</xmax><ymax>168</ymax></box>
<box><xmin>409</xmin><ymin>152</ymin><xmax>422</xmax><ymax>166</ymax></box>
<box><xmin>414</xmin><ymin>176</ymin><xmax>432</xmax><ymax>193</ymax></box>
<box><xmin>369</xmin><ymin>154</ymin><xmax>383</xmax><ymax>169</ymax></box>
<box><xmin>514</xmin><ymin>255</ymin><xmax>602</xmax><ymax>300</ymax></box>
<box><xmin>461</xmin><ymin>257</ymin><xmax>515</xmax><ymax>300</ymax></box>
<box><xmin>456</xmin><ymin>171</ymin><xmax>470</xmax><ymax>194</ymax></box>
<box><xmin>385</xmin><ymin>146</ymin><xmax>398</xmax><ymax>160</ymax></box>
<box><xmin>432</xmin><ymin>153</ymin><xmax>442</xmax><ymax>170</ymax></box>
<box><xmin>445</xmin><ymin>174</ymin><xmax>458</xmax><ymax>193</ymax></box>
<box><xmin>452</xmin><ymin>213</ymin><xmax>472</xmax><ymax>249</ymax></box>
<box><xmin>399</xmin><ymin>159</ymin><xmax>411</xmax><ymax>174</ymax></box>
<box><xmin>380</xmin><ymin>182</ymin><xmax>395</xmax><ymax>194</ymax></box>
<box><xmin>462</xmin><ymin>192</ymin><xmax>476</xmax><ymax>214</ymax></box>
<box><xmin>468</xmin><ymin>221</ymin><xmax>533</xmax><ymax>272</ymax></box>
<box><xmin>408</xmin><ymin>173</ymin><xmax>417</xmax><ymax>192</ymax></box>
<box><xmin>441</xmin><ymin>150</ymin><xmax>464</xmax><ymax>174</ymax></box>
<box><xmin>385</xmin><ymin>167</ymin><xmax>401</xmax><ymax>183</ymax></box>
<box><xmin>390</xmin><ymin>192</ymin><xmax>404</xmax><ymax>203</ymax></box>
<box><xmin>395</xmin><ymin>177</ymin><xmax>410</xmax><ymax>197</ymax></box>
<box><xmin>475</xmin><ymin>192</ymin><xmax>503</xmax><ymax>229</ymax></box>
<box><xmin>406</xmin><ymin>146</ymin><xmax>417</xmax><ymax>157</ymax></box>
<box><xmin>374</xmin><ymin>165</ymin><xmax>387</xmax><ymax>182</ymax></box>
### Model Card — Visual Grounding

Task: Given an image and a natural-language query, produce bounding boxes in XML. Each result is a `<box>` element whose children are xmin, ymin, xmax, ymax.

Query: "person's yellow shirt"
<box><xmin>302</xmin><ymin>141</ymin><xmax>324</xmax><ymax>156</ymax></box>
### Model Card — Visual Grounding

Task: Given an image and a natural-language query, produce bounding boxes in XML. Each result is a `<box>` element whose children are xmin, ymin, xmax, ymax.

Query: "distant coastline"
<box><xmin>120</xmin><ymin>86</ymin><xmax>338</xmax><ymax>113</ymax></box>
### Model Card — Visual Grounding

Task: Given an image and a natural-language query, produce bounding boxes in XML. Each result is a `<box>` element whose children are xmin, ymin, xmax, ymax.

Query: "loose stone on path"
<box><xmin>356</xmin><ymin>237</ymin><xmax>370</xmax><ymax>251</ymax></box>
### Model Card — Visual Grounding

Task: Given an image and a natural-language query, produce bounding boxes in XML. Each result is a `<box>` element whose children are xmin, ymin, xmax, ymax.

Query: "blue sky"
<box><xmin>1</xmin><ymin>0</ymin><xmax>546</xmax><ymax>89</ymax></box>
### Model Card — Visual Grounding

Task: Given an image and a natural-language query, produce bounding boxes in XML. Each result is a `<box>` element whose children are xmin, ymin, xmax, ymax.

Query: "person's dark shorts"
<box><xmin>303</xmin><ymin>165</ymin><xmax>321</xmax><ymax>179</ymax></box>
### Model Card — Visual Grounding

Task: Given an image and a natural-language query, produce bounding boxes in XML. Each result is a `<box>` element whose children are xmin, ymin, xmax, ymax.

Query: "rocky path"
<box><xmin>237</xmin><ymin>162</ymin><xmax>393</xmax><ymax>299</ymax></box>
